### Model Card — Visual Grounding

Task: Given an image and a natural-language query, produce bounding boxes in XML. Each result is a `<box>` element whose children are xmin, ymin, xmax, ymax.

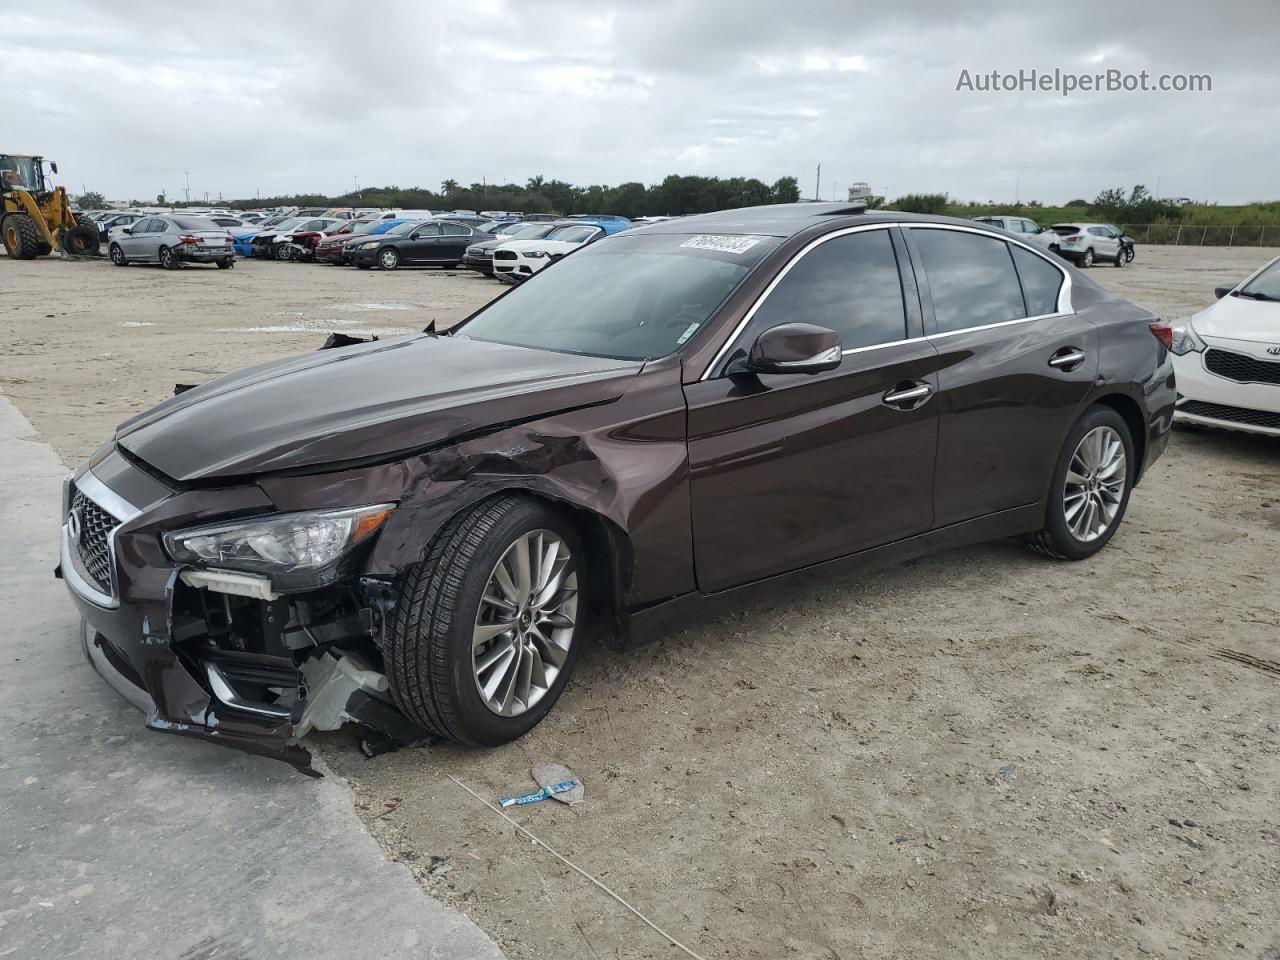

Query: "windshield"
<box><xmin>1238</xmin><ymin>258</ymin><xmax>1280</xmax><ymax>301</ymax></box>
<box><xmin>0</xmin><ymin>155</ymin><xmax>43</xmax><ymax>192</ymax></box>
<box><xmin>345</xmin><ymin>220</ymin><xmax>378</xmax><ymax>235</ymax></box>
<box><xmin>173</xmin><ymin>216</ymin><xmax>221</xmax><ymax>230</ymax></box>
<box><xmin>385</xmin><ymin>220</ymin><xmax>426</xmax><ymax>236</ymax></box>
<box><xmin>458</xmin><ymin>233</ymin><xmax>781</xmax><ymax>361</ymax></box>
<box><xmin>546</xmin><ymin>226</ymin><xmax>599</xmax><ymax>243</ymax></box>
<box><xmin>270</xmin><ymin>218</ymin><xmax>306</xmax><ymax>231</ymax></box>
<box><xmin>509</xmin><ymin>223</ymin><xmax>554</xmax><ymax>240</ymax></box>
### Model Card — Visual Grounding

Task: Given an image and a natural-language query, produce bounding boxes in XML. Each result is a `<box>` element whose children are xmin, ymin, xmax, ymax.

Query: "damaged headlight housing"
<box><xmin>1169</xmin><ymin>319</ymin><xmax>1207</xmax><ymax>355</ymax></box>
<box><xmin>164</xmin><ymin>504</ymin><xmax>395</xmax><ymax>577</ymax></box>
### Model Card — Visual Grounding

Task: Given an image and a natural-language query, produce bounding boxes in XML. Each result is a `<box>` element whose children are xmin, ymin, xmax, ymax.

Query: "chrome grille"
<box><xmin>1204</xmin><ymin>349</ymin><xmax>1280</xmax><ymax>386</ymax></box>
<box><xmin>71</xmin><ymin>489</ymin><xmax>118</xmax><ymax>593</ymax></box>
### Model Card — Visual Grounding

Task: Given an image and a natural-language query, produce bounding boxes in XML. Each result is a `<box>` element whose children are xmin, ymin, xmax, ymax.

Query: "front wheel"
<box><xmin>1113</xmin><ymin>249</ymin><xmax>1125</xmax><ymax>267</ymax></box>
<box><xmin>1025</xmin><ymin>406</ymin><xmax>1134</xmax><ymax>561</ymax></box>
<box><xmin>275</xmin><ymin>243</ymin><xmax>293</xmax><ymax>261</ymax></box>
<box><xmin>1124</xmin><ymin>246</ymin><xmax>1135</xmax><ymax>264</ymax></box>
<box><xmin>378</xmin><ymin>247</ymin><xmax>400</xmax><ymax>270</ymax></box>
<box><xmin>384</xmin><ymin>494</ymin><xmax>585</xmax><ymax>745</ymax></box>
<box><xmin>109</xmin><ymin>243</ymin><xmax>128</xmax><ymax>266</ymax></box>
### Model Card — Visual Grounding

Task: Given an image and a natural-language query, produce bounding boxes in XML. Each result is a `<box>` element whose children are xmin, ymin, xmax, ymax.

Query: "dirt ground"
<box><xmin>4</xmin><ymin>247</ymin><xmax>1278</xmax><ymax>960</ymax></box>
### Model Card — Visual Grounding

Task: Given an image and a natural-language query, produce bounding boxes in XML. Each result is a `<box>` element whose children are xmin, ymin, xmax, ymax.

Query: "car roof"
<box><xmin>629</xmin><ymin>202</ymin><xmax>1009</xmax><ymax>239</ymax></box>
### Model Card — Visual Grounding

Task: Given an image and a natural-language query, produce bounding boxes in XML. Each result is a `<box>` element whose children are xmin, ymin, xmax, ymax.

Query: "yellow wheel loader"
<box><xmin>1</xmin><ymin>153</ymin><xmax>99</xmax><ymax>259</ymax></box>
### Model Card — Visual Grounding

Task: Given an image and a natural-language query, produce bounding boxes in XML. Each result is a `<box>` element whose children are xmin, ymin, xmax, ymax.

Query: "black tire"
<box><xmin>356</xmin><ymin>263</ymin><xmax>373</xmax><ymax>270</ymax></box>
<box><xmin>109</xmin><ymin>243</ymin><xmax>128</xmax><ymax>266</ymax></box>
<box><xmin>384</xmin><ymin>494</ymin><xmax>586</xmax><ymax>746</ymax></box>
<box><xmin>159</xmin><ymin>245</ymin><xmax>180</xmax><ymax>270</ymax></box>
<box><xmin>1124</xmin><ymin>246</ymin><xmax>1135</xmax><ymax>264</ymax></box>
<box><xmin>274</xmin><ymin>243</ymin><xmax>293</xmax><ymax>261</ymax></box>
<box><xmin>1025</xmin><ymin>405</ymin><xmax>1135</xmax><ymax>561</ymax></box>
<box><xmin>1113</xmin><ymin>249</ymin><xmax>1125</xmax><ymax>267</ymax></box>
<box><xmin>378</xmin><ymin>247</ymin><xmax>400</xmax><ymax>270</ymax></box>
<box><xmin>2</xmin><ymin>213</ymin><xmax>42</xmax><ymax>259</ymax></box>
<box><xmin>216</xmin><ymin>258</ymin><xmax>233</xmax><ymax>269</ymax></box>
<box><xmin>65</xmin><ymin>214</ymin><xmax>101</xmax><ymax>256</ymax></box>
<box><xmin>1081</xmin><ymin>247</ymin><xmax>1094</xmax><ymax>268</ymax></box>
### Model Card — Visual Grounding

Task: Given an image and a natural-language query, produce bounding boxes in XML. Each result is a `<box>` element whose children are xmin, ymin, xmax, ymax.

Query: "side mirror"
<box><xmin>1214</xmin><ymin>285</ymin><xmax>1233</xmax><ymax>299</ymax></box>
<box><xmin>736</xmin><ymin>323</ymin><xmax>842</xmax><ymax>376</ymax></box>
<box><xmin>121</xmin><ymin>227</ymin><xmax>133</xmax><ymax>234</ymax></box>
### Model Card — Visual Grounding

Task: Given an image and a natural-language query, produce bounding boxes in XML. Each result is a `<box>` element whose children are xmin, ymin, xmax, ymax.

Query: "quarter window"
<box><xmin>747</xmin><ymin>229</ymin><xmax>907</xmax><ymax>352</ymax></box>
<box><xmin>912</xmin><ymin>229</ymin><xmax>1025</xmax><ymax>334</ymax></box>
<box><xmin>1011</xmin><ymin>245</ymin><xmax>1064</xmax><ymax>317</ymax></box>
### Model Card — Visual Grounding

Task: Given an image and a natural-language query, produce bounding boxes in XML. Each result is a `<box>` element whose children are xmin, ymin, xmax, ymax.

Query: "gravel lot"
<box><xmin>4</xmin><ymin>246</ymin><xmax>1278</xmax><ymax>960</ymax></box>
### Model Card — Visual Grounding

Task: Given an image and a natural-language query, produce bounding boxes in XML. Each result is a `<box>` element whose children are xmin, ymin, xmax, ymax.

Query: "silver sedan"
<box><xmin>109</xmin><ymin>215</ymin><xmax>235</xmax><ymax>270</ymax></box>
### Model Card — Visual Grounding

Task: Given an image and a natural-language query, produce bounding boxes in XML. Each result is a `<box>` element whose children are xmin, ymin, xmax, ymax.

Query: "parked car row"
<box><xmin>973</xmin><ymin>215</ymin><xmax>1134</xmax><ymax>268</ymax></box>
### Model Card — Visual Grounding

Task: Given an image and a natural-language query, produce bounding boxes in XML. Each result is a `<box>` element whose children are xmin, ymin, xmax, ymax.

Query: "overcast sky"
<box><xmin>6</xmin><ymin>0</ymin><xmax>1277</xmax><ymax>206</ymax></box>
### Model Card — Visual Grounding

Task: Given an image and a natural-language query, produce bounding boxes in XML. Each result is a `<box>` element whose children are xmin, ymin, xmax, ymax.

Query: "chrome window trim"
<box><xmin>700</xmin><ymin>221</ymin><xmax>1074</xmax><ymax>380</ymax></box>
<box><xmin>61</xmin><ymin>469</ymin><xmax>143</xmax><ymax>609</ymax></box>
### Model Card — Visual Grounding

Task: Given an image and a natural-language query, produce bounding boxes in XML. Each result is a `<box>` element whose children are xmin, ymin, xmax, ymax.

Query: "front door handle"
<box><xmin>883</xmin><ymin>381</ymin><xmax>933</xmax><ymax>409</ymax></box>
<box><xmin>1048</xmin><ymin>347</ymin><xmax>1086</xmax><ymax>371</ymax></box>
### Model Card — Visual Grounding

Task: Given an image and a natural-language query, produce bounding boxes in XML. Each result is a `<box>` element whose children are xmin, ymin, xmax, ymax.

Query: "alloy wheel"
<box><xmin>1063</xmin><ymin>426</ymin><xmax>1126</xmax><ymax>542</ymax></box>
<box><xmin>472</xmin><ymin>529</ymin><xmax>578</xmax><ymax>717</ymax></box>
<box><xmin>380</xmin><ymin>249</ymin><xmax>398</xmax><ymax>269</ymax></box>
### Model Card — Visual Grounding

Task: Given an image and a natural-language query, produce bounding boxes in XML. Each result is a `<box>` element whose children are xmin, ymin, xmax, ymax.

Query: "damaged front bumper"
<box><xmin>57</xmin><ymin>453</ymin><xmax>424</xmax><ymax>774</ymax></box>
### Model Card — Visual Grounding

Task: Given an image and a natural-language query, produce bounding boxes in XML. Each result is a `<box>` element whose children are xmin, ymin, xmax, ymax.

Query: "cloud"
<box><xmin>3</xmin><ymin>0</ymin><xmax>1277</xmax><ymax>204</ymax></box>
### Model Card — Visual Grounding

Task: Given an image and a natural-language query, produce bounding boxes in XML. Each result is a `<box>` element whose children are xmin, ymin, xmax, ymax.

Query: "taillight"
<box><xmin>179</xmin><ymin>235</ymin><xmax>201</xmax><ymax>245</ymax></box>
<box><xmin>1064</xmin><ymin>234</ymin><xmax>1082</xmax><ymax>243</ymax></box>
<box><xmin>1148</xmin><ymin>320</ymin><xmax>1173</xmax><ymax>350</ymax></box>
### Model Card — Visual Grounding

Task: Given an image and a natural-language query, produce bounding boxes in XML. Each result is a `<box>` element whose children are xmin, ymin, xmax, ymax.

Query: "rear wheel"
<box><xmin>159</xmin><ymin>245</ymin><xmax>180</xmax><ymax>270</ymax></box>
<box><xmin>378</xmin><ymin>247</ymin><xmax>400</xmax><ymax>270</ymax></box>
<box><xmin>1025</xmin><ymin>405</ymin><xmax>1134</xmax><ymax>561</ymax></box>
<box><xmin>62</xmin><ymin>214</ymin><xmax>100</xmax><ymax>256</ymax></box>
<box><xmin>384</xmin><ymin>495</ymin><xmax>585</xmax><ymax>745</ymax></box>
<box><xmin>216</xmin><ymin>258</ymin><xmax>233</xmax><ymax>269</ymax></box>
<box><xmin>1081</xmin><ymin>247</ymin><xmax>1094</xmax><ymax>268</ymax></box>
<box><xmin>2</xmin><ymin>214</ymin><xmax>42</xmax><ymax>259</ymax></box>
<box><xmin>109</xmin><ymin>243</ymin><xmax>128</xmax><ymax>266</ymax></box>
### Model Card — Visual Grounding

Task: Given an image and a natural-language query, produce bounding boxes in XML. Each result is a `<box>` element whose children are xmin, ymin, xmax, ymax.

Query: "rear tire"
<box><xmin>64</xmin><ymin>214</ymin><xmax>101</xmax><ymax>256</ymax></box>
<box><xmin>384</xmin><ymin>494</ymin><xmax>586</xmax><ymax>745</ymax></box>
<box><xmin>1081</xmin><ymin>248</ymin><xmax>1094</xmax><ymax>268</ymax></box>
<box><xmin>159</xmin><ymin>245</ymin><xmax>180</xmax><ymax>270</ymax></box>
<box><xmin>109</xmin><ymin>243</ymin><xmax>128</xmax><ymax>266</ymax></box>
<box><xmin>2</xmin><ymin>214</ymin><xmax>42</xmax><ymax>259</ymax></box>
<box><xmin>1025</xmin><ymin>405</ymin><xmax>1134</xmax><ymax>561</ymax></box>
<box><xmin>216</xmin><ymin>258</ymin><xmax>233</xmax><ymax>269</ymax></box>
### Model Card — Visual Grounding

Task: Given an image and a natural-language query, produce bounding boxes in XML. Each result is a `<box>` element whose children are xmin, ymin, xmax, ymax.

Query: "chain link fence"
<box><xmin>1121</xmin><ymin>224</ymin><xmax>1279</xmax><ymax>247</ymax></box>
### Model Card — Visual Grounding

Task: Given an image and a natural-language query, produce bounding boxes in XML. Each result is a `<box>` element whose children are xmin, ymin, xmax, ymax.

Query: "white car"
<box><xmin>491</xmin><ymin>223</ymin><xmax>604</xmax><ymax>283</ymax></box>
<box><xmin>1041</xmin><ymin>223</ymin><xmax>1125</xmax><ymax>268</ymax></box>
<box><xmin>1165</xmin><ymin>255</ymin><xmax>1280</xmax><ymax>437</ymax></box>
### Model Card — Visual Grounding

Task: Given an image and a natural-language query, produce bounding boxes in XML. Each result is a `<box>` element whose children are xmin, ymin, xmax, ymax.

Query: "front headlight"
<box><xmin>355</xmin><ymin>240</ymin><xmax>379</xmax><ymax>249</ymax></box>
<box><xmin>1169</xmin><ymin>319</ymin><xmax>1207</xmax><ymax>356</ymax></box>
<box><xmin>523</xmin><ymin>250</ymin><xmax>549</xmax><ymax>259</ymax></box>
<box><xmin>164</xmin><ymin>504</ymin><xmax>394</xmax><ymax>576</ymax></box>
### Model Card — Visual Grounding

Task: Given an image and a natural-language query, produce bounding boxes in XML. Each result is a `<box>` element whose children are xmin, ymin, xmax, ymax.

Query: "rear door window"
<box><xmin>911</xmin><ymin>228</ymin><xmax>1025</xmax><ymax>334</ymax></box>
<box><xmin>748</xmin><ymin>228</ymin><xmax>907</xmax><ymax>351</ymax></box>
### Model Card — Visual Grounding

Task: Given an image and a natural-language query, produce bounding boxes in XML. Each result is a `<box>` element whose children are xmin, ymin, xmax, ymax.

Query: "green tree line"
<box><xmin>215</xmin><ymin>174</ymin><xmax>801</xmax><ymax>219</ymax></box>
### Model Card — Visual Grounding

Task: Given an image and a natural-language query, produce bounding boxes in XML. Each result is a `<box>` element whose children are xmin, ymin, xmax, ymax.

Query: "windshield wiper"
<box><xmin>1235</xmin><ymin>290</ymin><xmax>1278</xmax><ymax>301</ymax></box>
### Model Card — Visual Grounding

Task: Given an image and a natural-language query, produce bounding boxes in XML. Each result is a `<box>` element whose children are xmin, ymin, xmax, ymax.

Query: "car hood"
<box><xmin>1192</xmin><ymin>294</ymin><xmax>1280</xmax><ymax>344</ymax></box>
<box><xmin>116</xmin><ymin>335</ymin><xmax>644</xmax><ymax>482</ymax></box>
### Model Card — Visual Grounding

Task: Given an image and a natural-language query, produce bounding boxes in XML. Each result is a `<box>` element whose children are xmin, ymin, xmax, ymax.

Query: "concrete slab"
<box><xmin>0</xmin><ymin>395</ymin><xmax>505</xmax><ymax>960</ymax></box>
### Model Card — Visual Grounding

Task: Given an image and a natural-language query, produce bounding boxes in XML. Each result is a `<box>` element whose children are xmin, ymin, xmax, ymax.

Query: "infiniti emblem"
<box><xmin>67</xmin><ymin>506</ymin><xmax>83</xmax><ymax>542</ymax></box>
<box><xmin>1268</xmin><ymin>346</ymin><xmax>1280</xmax><ymax>356</ymax></box>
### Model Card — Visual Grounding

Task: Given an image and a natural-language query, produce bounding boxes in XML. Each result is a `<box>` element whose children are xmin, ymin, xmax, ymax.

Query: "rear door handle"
<box><xmin>882</xmin><ymin>382</ymin><xmax>933</xmax><ymax>409</ymax></box>
<box><xmin>1048</xmin><ymin>347</ymin><xmax>1086</xmax><ymax>371</ymax></box>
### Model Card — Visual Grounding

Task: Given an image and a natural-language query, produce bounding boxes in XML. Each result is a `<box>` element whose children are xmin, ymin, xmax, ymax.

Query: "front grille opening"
<box><xmin>1180</xmin><ymin>399</ymin><xmax>1280</xmax><ymax>430</ymax></box>
<box><xmin>72</xmin><ymin>489</ymin><xmax>118</xmax><ymax>593</ymax></box>
<box><xmin>1205</xmin><ymin>349</ymin><xmax>1280</xmax><ymax>386</ymax></box>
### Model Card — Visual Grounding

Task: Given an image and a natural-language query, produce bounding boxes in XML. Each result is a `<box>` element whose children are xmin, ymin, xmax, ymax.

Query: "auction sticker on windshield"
<box><xmin>681</xmin><ymin>235</ymin><xmax>763</xmax><ymax>254</ymax></box>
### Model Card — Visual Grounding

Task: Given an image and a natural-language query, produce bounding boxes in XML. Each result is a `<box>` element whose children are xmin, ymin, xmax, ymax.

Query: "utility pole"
<box><xmin>815</xmin><ymin>163</ymin><xmax>821</xmax><ymax>202</ymax></box>
<box><xmin>1015</xmin><ymin>176</ymin><xmax>1021</xmax><ymax>205</ymax></box>
<box><xmin>184</xmin><ymin>171</ymin><xmax>190</xmax><ymax>204</ymax></box>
